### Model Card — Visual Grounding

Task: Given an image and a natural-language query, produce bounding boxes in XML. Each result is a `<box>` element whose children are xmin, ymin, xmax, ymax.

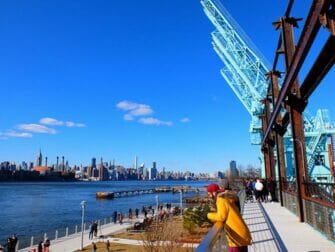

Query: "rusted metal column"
<box><xmin>282</xmin><ymin>17</ymin><xmax>308</xmax><ymax>222</ymax></box>
<box><xmin>261</xmin><ymin>114</ymin><xmax>272</xmax><ymax>179</ymax></box>
<box><xmin>269</xmin><ymin>71</ymin><xmax>286</xmax><ymax>206</ymax></box>
<box><xmin>328</xmin><ymin>144</ymin><xmax>334</xmax><ymax>182</ymax></box>
<box><xmin>264</xmin><ymin>97</ymin><xmax>276</xmax><ymax>179</ymax></box>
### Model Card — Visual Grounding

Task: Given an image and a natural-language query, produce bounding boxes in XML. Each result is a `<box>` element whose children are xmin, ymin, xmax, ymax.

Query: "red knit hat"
<box><xmin>207</xmin><ymin>183</ymin><xmax>224</xmax><ymax>193</ymax></box>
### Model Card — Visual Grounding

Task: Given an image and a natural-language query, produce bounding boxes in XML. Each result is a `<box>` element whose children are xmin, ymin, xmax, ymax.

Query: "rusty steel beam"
<box><xmin>273</xmin><ymin>0</ymin><xmax>295</xmax><ymax>70</ymax></box>
<box><xmin>269</xmin><ymin>71</ymin><xmax>286</xmax><ymax>206</ymax></box>
<box><xmin>300</xmin><ymin>35</ymin><xmax>335</xmax><ymax>100</ymax></box>
<box><xmin>265</xmin><ymin>98</ymin><xmax>276</xmax><ymax>179</ymax></box>
<box><xmin>261</xmin><ymin>114</ymin><xmax>272</xmax><ymax>179</ymax></box>
<box><xmin>262</xmin><ymin>0</ymin><xmax>331</xmax><ymax>146</ymax></box>
<box><xmin>281</xmin><ymin>15</ymin><xmax>309</xmax><ymax>223</ymax></box>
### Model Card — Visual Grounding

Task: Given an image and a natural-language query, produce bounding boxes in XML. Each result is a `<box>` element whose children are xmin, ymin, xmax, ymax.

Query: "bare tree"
<box><xmin>141</xmin><ymin>217</ymin><xmax>193</xmax><ymax>252</ymax></box>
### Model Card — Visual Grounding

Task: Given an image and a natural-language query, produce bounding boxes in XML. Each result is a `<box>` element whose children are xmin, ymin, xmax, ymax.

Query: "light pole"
<box><xmin>155</xmin><ymin>195</ymin><xmax>159</xmax><ymax>213</ymax></box>
<box><xmin>80</xmin><ymin>201</ymin><xmax>87</xmax><ymax>251</ymax></box>
<box><xmin>180</xmin><ymin>190</ymin><xmax>183</xmax><ymax>215</ymax></box>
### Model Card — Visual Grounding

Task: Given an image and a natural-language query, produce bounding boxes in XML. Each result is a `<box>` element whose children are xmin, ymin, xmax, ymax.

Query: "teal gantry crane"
<box><xmin>201</xmin><ymin>0</ymin><xmax>335</xmax><ymax>181</ymax></box>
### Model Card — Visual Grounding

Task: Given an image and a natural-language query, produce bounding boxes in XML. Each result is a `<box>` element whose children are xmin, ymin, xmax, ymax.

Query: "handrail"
<box><xmin>195</xmin><ymin>222</ymin><xmax>224</xmax><ymax>252</ymax></box>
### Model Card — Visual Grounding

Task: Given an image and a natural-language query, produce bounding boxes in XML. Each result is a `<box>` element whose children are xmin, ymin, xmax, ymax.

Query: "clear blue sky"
<box><xmin>1</xmin><ymin>0</ymin><xmax>334</xmax><ymax>173</ymax></box>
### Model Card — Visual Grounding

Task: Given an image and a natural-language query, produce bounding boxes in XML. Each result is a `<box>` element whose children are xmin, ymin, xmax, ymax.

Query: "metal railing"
<box><xmin>195</xmin><ymin>189</ymin><xmax>246</xmax><ymax>251</ymax></box>
<box><xmin>282</xmin><ymin>180</ymin><xmax>297</xmax><ymax>193</ymax></box>
<box><xmin>196</xmin><ymin>222</ymin><xmax>226</xmax><ymax>252</ymax></box>
<box><xmin>304</xmin><ymin>182</ymin><xmax>335</xmax><ymax>205</ymax></box>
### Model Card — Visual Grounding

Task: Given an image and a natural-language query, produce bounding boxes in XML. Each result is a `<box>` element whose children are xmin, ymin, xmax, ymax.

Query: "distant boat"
<box><xmin>96</xmin><ymin>192</ymin><xmax>114</xmax><ymax>199</ymax></box>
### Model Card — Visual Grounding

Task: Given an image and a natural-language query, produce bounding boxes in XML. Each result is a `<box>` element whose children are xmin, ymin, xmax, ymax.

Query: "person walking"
<box><xmin>93</xmin><ymin>221</ymin><xmax>98</xmax><ymax>238</ymax></box>
<box><xmin>105</xmin><ymin>240</ymin><xmax>111</xmax><ymax>252</ymax></box>
<box><xmin>255</xmin><ymin>179</ymin><xmax>264</xmax><ymax>202</ymax></box>
<box><xmin>43</xmin><ymin>238</ymin><xmax>50</xmax><ymax>252</ymax></box>
<box><xmin>128</xmin><ymin>208</ymin><xmax>133</xmax><ymax>220</ymax></box>
<box><xmin>135</xmin><ymin>208</ymin><xmax>139</xmax><ymax>218</ymax></box>
<box><xmin>91</xmin><ymin>242</ymin><xmax>97</xmax><ymax>252</ymax></box>
<box><xmin>207</xmin><ymin>183</ymin><xmax>252</xmax><ymax>252</ymax></box>
<box><xmin>5</xmin><ymin>238</ymin><xmax>12</xmax><ymax>252</ymax></box>
<box><xmin>113</xmin><ymin>211</ymin><xmax>117</xmax><ymax>224</ymax></box>
<box><xmin>10</xmin><ymin>234</ymin><xmax>17</xmax><ymax>252</ymax></box>
<box><xmin>89</xmin><ymin>224</ymin><xmax>94</xmax><ymax>240</ymax></box>
<box><xmin>37</xmin><ymin>241</ymin><xmax>43</xmax><ymax>252</ymax></box>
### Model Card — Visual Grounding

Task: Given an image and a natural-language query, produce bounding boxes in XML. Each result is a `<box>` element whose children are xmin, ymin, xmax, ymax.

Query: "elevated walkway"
<box><xmin>244</xmin><ymin>201</ymin><xmax>335</xmax><ymax>251</ymax></box>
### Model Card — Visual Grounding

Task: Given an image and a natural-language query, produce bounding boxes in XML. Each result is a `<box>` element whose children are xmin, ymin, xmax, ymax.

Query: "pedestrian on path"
<box><xmin>113</xmin><ymin>211</ymin><xmax>117</xmax><ymax>224</ymax></box>
<box><xmin>128</xmin><ymin>208</ymin><xmax>133</xmax><ymax>220</ymax></box>
<box><xmin>207</xmin><ymin>183</ymin><xmax>252</xmax><ymax>252</ymax></box>
<box><xmin>5</xmin><ymin>238</ymin><xmax>12</xmax><ymax>252</ymax></box>
<box><xmin>43</xmin><ymin>238</ymin><xmax>50</xmax><ymax>252</ymax></box>
<box><xmin>37</xmin><ymin>241</ymin><xmax>43</xmax><ymax>252</ymax></box>
<box><xmin>89</xmin><ymin>224</ymin><xmax>94</xmax><ymax>240</ymax></box>
<box><xmin>10</xmin><ymin>234</ymin><xmax>18</xmax><ymax>252</ymax></box>
<box><xmin>91</xmin><ymin>242</ymin><xmax>97</xmax><ymax>252</ymax></box>
<box><xmin>255</xmin><ymin>179</ymin><xmax>264</xmax><ymax>202</ymax></box>
<box><xmin>105</xmin><ymin>240</ymin><xmax>110</xmax><ymax>252</ymax></box>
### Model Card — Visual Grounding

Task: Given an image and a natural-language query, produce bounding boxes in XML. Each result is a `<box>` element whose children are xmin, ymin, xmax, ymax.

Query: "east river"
<box><xmin>0</xmin><ymin>180</ymin><xmax>211</xmax><ymax>248</ymax></box>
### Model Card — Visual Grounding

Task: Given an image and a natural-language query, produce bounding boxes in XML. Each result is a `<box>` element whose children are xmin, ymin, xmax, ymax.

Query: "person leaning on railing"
<box><xmin>207</xmin><ymin>183</ymin><xmax>252</xmax><ymax>252</ymax></box>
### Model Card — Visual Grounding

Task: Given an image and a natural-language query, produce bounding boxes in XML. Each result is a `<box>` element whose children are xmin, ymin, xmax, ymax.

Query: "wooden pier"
<box><xmin>96</xmin><ymin>186</ymin><xmax>201</xmax><ymax>199</ymax></box>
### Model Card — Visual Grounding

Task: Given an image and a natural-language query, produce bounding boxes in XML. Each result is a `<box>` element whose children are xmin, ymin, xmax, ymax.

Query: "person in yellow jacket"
<box><xmin>207</xmin><ymin>183</ymin><xmax>252</xmax><ymax>252</ymax></box>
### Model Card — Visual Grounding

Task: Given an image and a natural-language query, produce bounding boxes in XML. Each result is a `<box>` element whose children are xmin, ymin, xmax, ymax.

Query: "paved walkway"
<box><xmin>244</xmin><ymin>201</ymin><xmax>335</xmax><ymax>252</ymax></box>
<box><xmin>19</xmin><ymin>220</ymin><xmax>137</xmax><ymax>252</ymax></box>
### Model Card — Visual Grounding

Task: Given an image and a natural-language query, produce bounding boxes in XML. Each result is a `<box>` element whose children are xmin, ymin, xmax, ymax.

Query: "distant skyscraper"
<box><xmin>35</xmin><ymin>149</ymin><xmax>42</xmax><ymax>167</ymax></box>
<box><xmin>62</xmin><ymin>156</ymin><xmax>65</xmax><ymax>171</ymax></box>
<box><xmin>230</xmin><ymin>160</ymin><xmax>237</xmax><ymax>170</ymax></box>
<box><xmin>56</xmin><ymin>156</ymin><xmax>59</xmax><ymax>171</ymax></box>
<box><xmin>229</xmin><ymin>160</ymin><xmax>239</xmax><ymax>177</ymax></box>
<box><xmin>91</xmin><ymin>158</ymin><xmax>96</xmax><ymax>169</ymax></box>
<box><xmin>151</xmin><ymin>162</ymin><xmax>157</xmax><ymax>180</ymax></box>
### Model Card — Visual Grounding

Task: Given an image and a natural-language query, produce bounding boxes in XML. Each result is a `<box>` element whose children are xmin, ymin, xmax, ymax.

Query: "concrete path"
<box><xmin>19</xmin><ymin>220</ymin><xmax>137</xmax><ymax>252</ymax></box>
<box><xmin>244</xmin><ymin>201</ymin><xmax>335</xmax><ymax>252</ymax></box>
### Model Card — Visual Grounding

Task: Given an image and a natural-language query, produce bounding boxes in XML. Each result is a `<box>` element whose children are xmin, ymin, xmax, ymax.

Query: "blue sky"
<box><xmin>1</xmin><ymin>0</ymin><xmax>334</xmax><ymax>173</ymax></box>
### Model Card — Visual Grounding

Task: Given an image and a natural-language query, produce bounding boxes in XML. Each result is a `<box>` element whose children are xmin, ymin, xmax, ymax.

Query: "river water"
<box><xmin>0</xmin><ymin>180</ymin><xmax>210</xmax><ymax>248</ymax></box>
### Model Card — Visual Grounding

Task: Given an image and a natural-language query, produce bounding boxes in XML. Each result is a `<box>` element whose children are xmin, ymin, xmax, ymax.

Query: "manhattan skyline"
<box><xmin>1</xmin><ymin>0</ymin><xmax>334</xmax><ymax>173</ymax></box>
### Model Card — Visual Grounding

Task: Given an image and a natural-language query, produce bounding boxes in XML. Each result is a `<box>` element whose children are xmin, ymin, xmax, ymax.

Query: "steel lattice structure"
<box><xmin>201</xmin><ymin>0</ymin><xmax>335</xmax><ymax>180</ymax></box>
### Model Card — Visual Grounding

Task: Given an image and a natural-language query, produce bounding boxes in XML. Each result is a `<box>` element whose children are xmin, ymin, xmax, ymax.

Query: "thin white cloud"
<box><xmin>138</xmin><ymin>117</ymin><xmax>173</xmax><ymax>126</ymax></box>
<box><xmin>17</xmin><ymin>124</ymin><xmax>56</xmax><ymax>134</ymax></box>
<box><xmin>65</xmin><ymin>121</ymin><xmax>86</xmax><ymax>128</ymax></box>
<box><xmin>123</xmin><ymin>114</ymin><xmax>134</xmax><ymax>121</ymax></box>
<box><xmin>39</xmin><ymin>117</ymin><xmax>85</xmax><ymax>128</ymax></box>
<box><xmin>117</xmin><ymin>100</ymin><xmax>173</xmax><ymax>126</ymax></box>
<box><xmin>116</xmin><ymin>100</ymin><xmax>153</xmax><ymax>117</ymax></box>
<box><xmin>116</xmin><ymin>101</ymin><xmax>139</xmax><ymax>111</ymax></box>
<box><xmin>129</xmin><ymin>105</ymin><xmax>153</xmax><ymax>116</ymax></box>
<box><xmin>39</xmin><ymin>117</ymin><xmax>64</xmax><ymax>126</ymax></box>
<box><xmin>180</xmin><ymin>117</ymin><xmax>190</xmax><ymax>123</ymax></box>
<box><xmin>0</xmin><ymin>131</ymin><xmax>33</xmax><ymax>138</ymax></box>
